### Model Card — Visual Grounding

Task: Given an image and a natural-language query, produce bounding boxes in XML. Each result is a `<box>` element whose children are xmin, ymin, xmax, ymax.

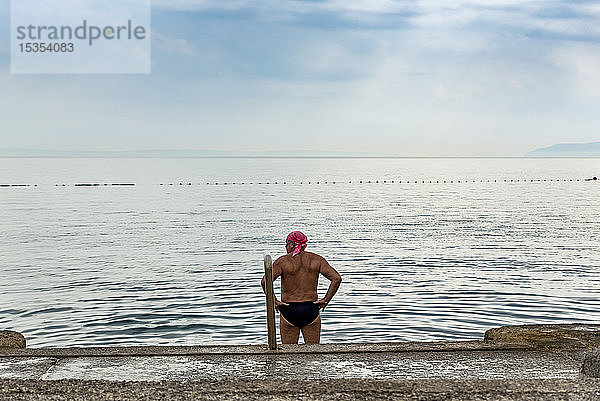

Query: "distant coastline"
<box><xmin>526</xmin><ymin>142</ymin><xmax>600</xmax><ymax>157</ymax></box>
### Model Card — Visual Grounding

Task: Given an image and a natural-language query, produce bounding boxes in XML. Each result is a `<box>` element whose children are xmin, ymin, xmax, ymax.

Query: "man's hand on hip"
<box><xmin>313</xmin><ymin>299</ymin><xmax>329</xmax><ymax>310</ymax></box>
<box><xmin>275</xmin><ymin>300</ymin><xmax>289</xmax><ymax>311</ymax></box>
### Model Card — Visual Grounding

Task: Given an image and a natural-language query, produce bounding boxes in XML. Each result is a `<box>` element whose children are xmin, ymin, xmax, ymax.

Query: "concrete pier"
<box><xmin>1</xmin><ymin>324</ymin><xmax>599</xmax><ymax>400</ymax></box>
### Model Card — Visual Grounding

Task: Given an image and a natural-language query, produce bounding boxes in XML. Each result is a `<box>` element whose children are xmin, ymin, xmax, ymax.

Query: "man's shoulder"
<box><xmin>274</xmin><ymin>254</ymin><xmax>291</xmax><ymax>264</ymax></box>
<box><xmin>275</xmin><ymin>252</ymin><xmax>325</xmax><ymax>261</ymax></box>
<box><xmin>303</xmin><ymin>251</ymin><xmax>325</xmax><ymax>261</ymax></box>
<box><xmin>275</xmin><ymin>252</ymin><xmax>323</xmax><ymax>262</ymax></box>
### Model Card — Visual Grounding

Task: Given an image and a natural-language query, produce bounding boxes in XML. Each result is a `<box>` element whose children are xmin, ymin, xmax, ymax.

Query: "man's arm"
<box><xmin>261</xmin><ymin>258</ymin><xmax>288</xmax><ymax>310</ymax></box>
<box><xmin>314</xmin><ymin>257</ymin><xmax>342</xmax><ymax>310</ymax></box>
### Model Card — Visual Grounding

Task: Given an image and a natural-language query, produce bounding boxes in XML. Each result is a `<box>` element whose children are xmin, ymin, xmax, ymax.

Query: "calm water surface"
<box><xmin>1</xmin><ymin>158</ymin><xmax>598</xmax><ymax>347</ymax></box>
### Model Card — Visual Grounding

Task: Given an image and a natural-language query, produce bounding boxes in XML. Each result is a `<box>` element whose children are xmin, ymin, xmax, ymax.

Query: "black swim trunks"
<box><xmin>278</xmin><ymin>301</ymin><xmax>320</xmax><ymax>328</ymax></box>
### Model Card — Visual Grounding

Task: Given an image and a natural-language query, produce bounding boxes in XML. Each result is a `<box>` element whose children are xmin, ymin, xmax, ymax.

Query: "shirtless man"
<box><xmin>261</xmin><ymin>231</ymin><xmax>342</xmax><ymax>344</ymax></box>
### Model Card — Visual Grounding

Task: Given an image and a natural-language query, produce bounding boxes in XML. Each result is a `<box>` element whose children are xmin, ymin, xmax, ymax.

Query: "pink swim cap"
<box><xmin>286</xmin><ymin>231</ymin><xmax>308</xmax><ymax>256</ymax></box>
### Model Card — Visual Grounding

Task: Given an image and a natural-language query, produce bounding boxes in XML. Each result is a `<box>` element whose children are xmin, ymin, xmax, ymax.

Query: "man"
<box><xmin>261</xmin><ymin>231</ymin><xmax>342</xmax><ymax>344</ymax></box>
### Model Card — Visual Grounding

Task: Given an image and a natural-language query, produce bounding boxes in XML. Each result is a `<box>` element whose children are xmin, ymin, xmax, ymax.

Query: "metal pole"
<box><xmin>263</xmin><ymin>254</ymin><xmax>277</xmax><ymax>350</ymax></box>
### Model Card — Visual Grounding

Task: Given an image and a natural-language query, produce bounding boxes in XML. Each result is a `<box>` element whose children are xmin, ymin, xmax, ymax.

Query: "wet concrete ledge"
<box><xmin>1</xmin><ymin>324</ymin><xmax>600</xmax><ymax>399</ymax></box>
<box><xmin>3</xmin><ymin>323</ymin><xmax>599</xmax><ymax>358</ymax></box>
<box><xmin>0</xmin><ymin>340</ymin><xmax>530</xmax><ymax>358</ymax></box>
<box><xmin>3</xmin><ymin>378</ymin><xmax>600</xmax><ymax>401</ymax></box>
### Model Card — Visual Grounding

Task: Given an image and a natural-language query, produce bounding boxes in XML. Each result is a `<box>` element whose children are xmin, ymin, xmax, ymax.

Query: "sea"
<box><xmin>1</xmin><ymin>157</ymin><xmax>598</xmax><ymax>347</ymax></box>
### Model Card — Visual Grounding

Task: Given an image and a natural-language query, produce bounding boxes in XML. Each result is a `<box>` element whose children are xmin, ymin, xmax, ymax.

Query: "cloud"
<box><xmin>153</xmin><ymin>31</ymin><xmax>195</xmax><ymax>55</ymax></box>
<box><xmin>152</xmin><ymin>0</ymin><xmax>410</xmax><ymax>14</ymax></box>
<box><xmin>2</xmin><ymin>0</ymin><xmax>600</xmax><ymax>156</ymax></box>
<box><xmin>151</xmin><ymin>0</ymin><xmax>249</xmax><ymax>12</ymax></box>
<box><xmin>148</xmin><ymin>0</ymin><xmax>600</xmax><ymax>61</ymax></box>
<box><xmin>552</xmin><ymin>43</ymin><xmax>600</xmax><ymax>97</ymax></box>
<box><xmin>406</xmin><ymin>1</ymin><xmax>598</xmax><ymax>45</ymax></box>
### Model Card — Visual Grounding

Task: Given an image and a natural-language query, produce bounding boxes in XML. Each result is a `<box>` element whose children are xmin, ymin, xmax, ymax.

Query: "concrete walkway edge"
<box><xmin>0</xmin><ymin>340</ymin><xmax>531</xmax><ymax>358</ymax></box>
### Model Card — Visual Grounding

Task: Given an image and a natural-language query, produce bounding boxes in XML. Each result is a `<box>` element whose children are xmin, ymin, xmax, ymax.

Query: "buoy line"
<box><xmin>1</xmin><ymin>177</ymin><xmax>597</xmax><ymax>188</ymax></box>
<box><xmin>157</xmin><ymin>178</ymin><xmax>591</xmax><ymax>185</ymax></box>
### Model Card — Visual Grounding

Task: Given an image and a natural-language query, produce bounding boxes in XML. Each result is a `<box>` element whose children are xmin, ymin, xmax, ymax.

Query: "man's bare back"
<box><xmin>261</xmin><ymin>231</ymin><xmax>342</xmax><ymax>344</ymax></box>
<box><xmin>276</xmin><ymin>251</ymin><xmax>320</xmax><ymax>302</ymax></box>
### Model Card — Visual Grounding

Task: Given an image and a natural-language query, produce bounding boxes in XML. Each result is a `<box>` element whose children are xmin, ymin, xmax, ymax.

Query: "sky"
<box><xmin>0</xmin><ymin>0</ymin><xmax>599</xmax><ymax>156</ymax></box>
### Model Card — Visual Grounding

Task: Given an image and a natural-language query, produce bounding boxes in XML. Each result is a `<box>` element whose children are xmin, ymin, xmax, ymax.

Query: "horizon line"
<box><xmin>2</xmin><ymin>155</ymin><xmax>600</xmax><ymax>160</ymax></box>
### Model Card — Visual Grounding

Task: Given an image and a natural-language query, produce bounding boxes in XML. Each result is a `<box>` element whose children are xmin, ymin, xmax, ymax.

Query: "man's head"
<box><xmin>286</xmin><ymin>231</ymin><xmax>308</xmax><ymax>256</ymax></box>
